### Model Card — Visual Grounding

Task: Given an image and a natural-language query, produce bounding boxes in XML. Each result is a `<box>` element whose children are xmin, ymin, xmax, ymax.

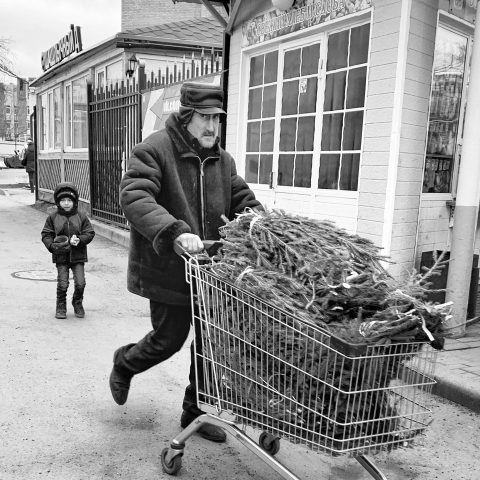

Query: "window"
<box><xmin>97</xmin><ymin>71</ymin><xmax>105</xmax><ymax>89</ymax></box>
<box><xmin>245</xmin><ymin>51</ymin><xmax>278</xmax><ymax>185</ymax></box>
<box><xmin>423</xmin><ymin>27</ymin><xmax>468</xmax><ymax>194</ymax></box>
<box><xmin>106</xmin><ymin>60</ymin><xmax>123</xmax><ymax>86</ymax></box>
<box><xmin>65</xmin><ymin>76</ymin><xmax>88</xmax><ymax>149</ymax></box>
<box><xmin>244</xmin><ymin>23</ymin><xmax>370</xmax><ymax>192</ymax></box>
<box><xmin>320</xmin><ymin>23</ymin><xmax>369</xmax><ymax>190</ymax></box>
<box><xmin>40</xmin><ymin>94</ymin><xmax>47</xmax><ymax>150</ymax></box>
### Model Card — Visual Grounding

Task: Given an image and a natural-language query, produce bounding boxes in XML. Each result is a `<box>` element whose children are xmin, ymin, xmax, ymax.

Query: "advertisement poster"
<box><xmin>242</xmin><ymin>0</ymin><xmax>372</xmax><ymax>47</ymax></box>
<box><xmin>142</xmin><ymin>75</ymin><xmax>221</xmax><ymax>139</ymax></box>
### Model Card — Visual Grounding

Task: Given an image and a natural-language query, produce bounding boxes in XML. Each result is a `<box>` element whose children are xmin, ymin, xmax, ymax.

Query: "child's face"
<box><xmin>60</xmin><ymin>197</ymin><xmax>74</xmax><ymax>211</ymax></box>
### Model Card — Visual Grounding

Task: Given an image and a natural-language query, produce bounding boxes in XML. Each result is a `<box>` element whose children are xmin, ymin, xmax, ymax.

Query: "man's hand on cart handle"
<box><xmin>174</xmin><ymin>233</ymin><xmax>204</xmax><ymax>255</ymax></box>
<box><xmin>174</xmin><ymin>235</ymin><xmax>223</xmax><ymax>257</ymax></box>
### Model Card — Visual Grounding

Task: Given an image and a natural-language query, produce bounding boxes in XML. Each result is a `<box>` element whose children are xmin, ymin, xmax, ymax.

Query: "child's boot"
<box><xmin>72</xmin><ymin>287</ymin><xmax>85</xmax><ymax>318</ymax></box>
<box><xmin>55</xmin><ymin>288</ymin><xmax>67</xmax><ymax>319</ymax></box>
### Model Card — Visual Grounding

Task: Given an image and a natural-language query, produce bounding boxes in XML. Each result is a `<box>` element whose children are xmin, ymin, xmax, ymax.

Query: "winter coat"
<box><xmin>41</xmin><ymin>183</ymin><xmax>95</xmax><ymax>264</ymax></box>
<box><xmin>120</xmin><ymin>112</ymin><xmax>262</xmax><ymax>305</ymax></box>
<box><xmin>23</xmin><ymin>143</ymin><xmax>35</xmax><ymax>173</ymax></box>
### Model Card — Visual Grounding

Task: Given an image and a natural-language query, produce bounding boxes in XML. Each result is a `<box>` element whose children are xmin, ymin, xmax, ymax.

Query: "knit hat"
<box><xmin>180</xmin><ymin>81</ymin><xmax>226</xmax><ymax>115</ymax></box>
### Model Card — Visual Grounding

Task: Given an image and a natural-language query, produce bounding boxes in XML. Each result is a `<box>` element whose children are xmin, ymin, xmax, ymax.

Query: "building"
<box><xmin>173</xmin><ymin>0</ymin><xmax>480</xmax><ymax>332</ymax></box>
<box><xmin>0</xmin><ymin>78</ymin><xmax>29</xmax><ymax>145</ymax></box>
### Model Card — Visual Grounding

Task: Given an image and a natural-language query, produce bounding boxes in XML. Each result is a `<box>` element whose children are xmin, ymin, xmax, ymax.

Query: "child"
<box><xmin>41</xmin><ymin>182</ymin><xmax>95</xmax><ymax>319</ymax></box>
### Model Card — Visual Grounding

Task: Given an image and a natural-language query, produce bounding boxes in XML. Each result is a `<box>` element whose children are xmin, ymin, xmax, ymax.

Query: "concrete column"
<box><xmin>445</xmin><ymin>0</ymin><xmax>480</xmax><ymax>337</ymax></box>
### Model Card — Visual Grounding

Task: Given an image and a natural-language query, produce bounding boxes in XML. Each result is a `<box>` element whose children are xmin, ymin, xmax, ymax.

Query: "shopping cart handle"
<box><xmin>174</xmin><ymin>239</ymin><xmax>222</xmax><ymax>257</ymax></box>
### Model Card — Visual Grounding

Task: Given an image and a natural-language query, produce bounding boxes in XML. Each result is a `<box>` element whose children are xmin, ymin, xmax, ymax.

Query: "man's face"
<box><xmin>60</xmin><ymin>197</ymin><xmax>74</xmax><ymax>211</ymax></box>
<box><xmin>187</xmin><ymin>112</ymin><xmax>220</xmax><ymax>149</ymax></box>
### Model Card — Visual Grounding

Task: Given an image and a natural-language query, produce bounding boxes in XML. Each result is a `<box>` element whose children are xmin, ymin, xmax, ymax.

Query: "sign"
<box><xmin>41</xmin><ymin>24</ymin><xmax>82</xmax><ymax>72</ymax></box>
<box><xmin>449</xmin><ymin>0</ymin><xmax>477</xmax><ymax>23</ymax></box>
<box><xmin>242</xmin><ymin>0</ymin><xmax>372</xmax><ymax>47</ymax></box>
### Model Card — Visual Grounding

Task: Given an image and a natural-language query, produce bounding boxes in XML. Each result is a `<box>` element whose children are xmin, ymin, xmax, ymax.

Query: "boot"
<box><xmin>72</xmin><ymin>287</ymin><xmax>85</xmax><ymax>318</ymax></box>
<box><xmin>55</xmin><ymin>289</ymin><xmax>67</xmax><ymax>319</ymax></box>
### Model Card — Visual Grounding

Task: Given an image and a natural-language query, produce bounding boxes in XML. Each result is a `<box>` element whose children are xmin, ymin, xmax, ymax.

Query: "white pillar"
<box><xmin>445</xmin><ymin>1</ymin><xmax>480</xmax><ymax>337</ymax></box>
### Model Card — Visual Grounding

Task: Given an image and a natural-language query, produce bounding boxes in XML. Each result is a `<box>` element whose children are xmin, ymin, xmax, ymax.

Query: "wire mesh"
<box><xmin>188</xmin><ymin>258</ymin><xmax>437</xmax><ymax>457</ymax></box>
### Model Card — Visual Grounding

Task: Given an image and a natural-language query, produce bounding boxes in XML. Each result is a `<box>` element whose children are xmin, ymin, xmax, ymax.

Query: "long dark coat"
<box><xmin>23</xmin><ymin>143</ymin><xmax>35</xmax><ymax>173</ymax></box>
<box><xmin>120</xmin><ymin>112</ymin><xmax>262</xmax><ymax>305</ymax></box>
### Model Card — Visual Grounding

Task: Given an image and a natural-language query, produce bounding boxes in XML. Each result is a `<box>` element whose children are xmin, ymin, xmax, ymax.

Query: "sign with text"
<box><xmin>242</xmin><ymin>0</ymin><xmax>372</xmax><ymax>47</ymax></box>
<box><xmin>41</xmin><ymin>24</ymin><xmax>83</xmax><ymax>72</ymax></box>
<box><xmin>449</xmin><ymin>0</ymin><xmax>477</xmax><ymax>23</ymax></box>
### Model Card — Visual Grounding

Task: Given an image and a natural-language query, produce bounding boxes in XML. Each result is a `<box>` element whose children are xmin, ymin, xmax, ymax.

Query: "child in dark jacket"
<box><xmin>41</xmin><ymin>182</ymin><xmax>95</xmax><ymax>319</ymax></box>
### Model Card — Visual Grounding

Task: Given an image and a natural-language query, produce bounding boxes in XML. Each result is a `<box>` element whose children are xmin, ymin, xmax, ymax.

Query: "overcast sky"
<box><xmin>1</xmin><ymin>0</ymin><xmax>121</xmax><ymax>79</ymax></box>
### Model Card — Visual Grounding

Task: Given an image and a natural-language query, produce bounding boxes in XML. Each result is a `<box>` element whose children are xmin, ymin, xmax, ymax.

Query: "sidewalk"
<box><xmin>3</xmin><ymin>184</ymin><xmax>480</xmax><ymax>415</ymax></box>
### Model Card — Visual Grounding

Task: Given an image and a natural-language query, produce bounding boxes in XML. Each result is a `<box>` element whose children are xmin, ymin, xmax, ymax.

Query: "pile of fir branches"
<box><xmin>196</xmin><ymin>209</ymin><xmax>450</xmax><ymax>451</ymax></box>
<box><xmin>211</xmin><ymin>209</ymin><xmax>450</xmax><ymax>346</ymax></box>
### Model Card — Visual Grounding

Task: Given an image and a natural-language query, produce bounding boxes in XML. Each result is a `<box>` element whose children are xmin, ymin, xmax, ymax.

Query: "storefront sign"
<box><xmin>243</xmin><ymin>0</ymin><xmax>372</xmax><ymax>47</ymax></box>
<box><xmin>448</xmin><ymin>0</ymin><xmax>477</xmax><ymax>23</ymax></box>
<box><xmin>41</xmin><ymin>24</ymin><xmax>83</xmax><ymax>72</ymax></box>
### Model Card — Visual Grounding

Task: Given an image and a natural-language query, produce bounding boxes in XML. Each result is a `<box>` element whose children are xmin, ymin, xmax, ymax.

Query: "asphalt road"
<box><xmin>1</xmin><ymin>174</ymin><xmax>479</xmax><ymax>479</ymax></box>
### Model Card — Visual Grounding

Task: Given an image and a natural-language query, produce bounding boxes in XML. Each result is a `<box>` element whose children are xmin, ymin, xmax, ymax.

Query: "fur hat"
<box><xmin>180</xmin><ymin>81</ymin><xmax>226</xmax><ymax>115</ymax></box>
<box><xmin>57</xmin><ymin>190</ymin><xmax>76</xmax><ymax>202</ymax></box>
<box><xmin>54</xmin><ymin>182</ymin><xmax>79</xmax><ymax>205</ymax></box>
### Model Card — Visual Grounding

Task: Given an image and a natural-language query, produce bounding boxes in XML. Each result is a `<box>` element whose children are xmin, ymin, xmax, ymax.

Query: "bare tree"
<box><xmin>0</xmin><ymin>38</ymin><xmax>12</xmax><ymax>75</ymax></box>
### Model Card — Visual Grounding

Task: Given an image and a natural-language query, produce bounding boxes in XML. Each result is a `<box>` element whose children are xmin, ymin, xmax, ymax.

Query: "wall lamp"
<box><xmin>272</xmin><ymin>0</ymin><xmax>296</xmax><ymax>11</ymax></box>
<box><xmin>125</xmin><ymin>53</ymin><xmax>138</xmax><ymax>78</ymax></box>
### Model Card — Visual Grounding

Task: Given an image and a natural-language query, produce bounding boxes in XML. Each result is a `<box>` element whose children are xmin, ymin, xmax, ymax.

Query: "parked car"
<box><xmin>3</xmin><ymin>152</ymin><xmax>24</xmax><ymax>168</ymax></box>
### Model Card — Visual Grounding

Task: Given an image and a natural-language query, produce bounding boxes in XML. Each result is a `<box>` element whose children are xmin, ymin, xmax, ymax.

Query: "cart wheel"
<box><xmin>161</xmin><ymin>448</ymin><xmax>182</xmax><ymax>475</ymax></box>
<box><xmin>259</xmin><ymin>432</ymin><xmax>280</xmax><ymax>455</ymax></box>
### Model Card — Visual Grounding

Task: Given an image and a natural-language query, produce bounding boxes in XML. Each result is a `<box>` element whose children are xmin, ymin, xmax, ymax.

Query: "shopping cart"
<box><xmin>161</xmin><ymin>247</ymin><xmax>438</xmax><ymax>479</ymax></box>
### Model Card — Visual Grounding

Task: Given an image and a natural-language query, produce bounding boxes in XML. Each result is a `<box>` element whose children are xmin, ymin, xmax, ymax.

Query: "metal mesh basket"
<box><xmin>188</xmin><ymin>257</ymin><xmax>437</xmax><ymax>457</ymax></box>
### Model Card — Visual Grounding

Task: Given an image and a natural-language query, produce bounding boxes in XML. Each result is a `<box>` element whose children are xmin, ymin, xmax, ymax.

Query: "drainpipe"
<box><xmin>445</xmin><ymin>1</ymin><xmax>480</xmax><ymax>337</ymax></box>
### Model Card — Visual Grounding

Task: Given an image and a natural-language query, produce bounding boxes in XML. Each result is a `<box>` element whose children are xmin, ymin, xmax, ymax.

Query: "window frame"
<box><xmin>64</xmin><ymin>74</ymin><xmax>89</xmax><ymax>152</ymax></box>
<box><xmin>39</xmin><ymin>86</ymin><xmax>62</xmax><ymax>153</ymax></box>
<box><xmin>422</xmin><ymin>17</ymin><xmax>473</xmax><ymax>197</ymax></box>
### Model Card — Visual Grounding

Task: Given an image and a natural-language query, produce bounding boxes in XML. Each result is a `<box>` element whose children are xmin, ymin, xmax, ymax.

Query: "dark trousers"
<box><xmin>57</xmin><ymin>263</ymin><xmax>86</xmax><ymax>298</ymax></box>
<box><xmin>27</xmin><ymin>171</ymin><xmax>35</xmax><ymax>192</ymax></box>
<box><xmin>114</xmin><ymin>300</ymin><xmax>203</xmax><ymax>416</ymax></box>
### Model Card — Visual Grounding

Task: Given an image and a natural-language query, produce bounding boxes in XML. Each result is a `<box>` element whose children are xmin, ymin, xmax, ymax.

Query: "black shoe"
<box><xmin>55</xmin><ymin>304</ymin><xmax>67</xmax><ymax>319</ymax></box>
<box><xmin>109</xmin><ymin>366</ymin><xmax>132</xmax><ymax>405</ymax></box>
<box><xmin>72</xmin><ymin>301</ymin><xmax>85</xmax><ymax>318</ymax></box>
<box><xmin>180</xmin><ymin>410</ymin><xmax>226</xmax><ymax>443</ymax></box>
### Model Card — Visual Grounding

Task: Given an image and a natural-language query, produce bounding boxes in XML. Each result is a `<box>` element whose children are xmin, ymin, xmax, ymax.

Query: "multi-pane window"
<box><xmin>278</xmin><ymin>43</ymin><xmax>320</xmax><ymax>187</ymax></box>
<box><xmin>244</xmin><ymin>23</ymin><xmax>370</xmax><ymax>192</ymax></box>
<box><xmin>245</xmin><ymin>51</ymin><xmax>278</xmax><ymax>185</ymax></box>
<box><xmin>320</xmin><ymin>23</ymin><xmax>369</xmax><ymax>190</ymax></box>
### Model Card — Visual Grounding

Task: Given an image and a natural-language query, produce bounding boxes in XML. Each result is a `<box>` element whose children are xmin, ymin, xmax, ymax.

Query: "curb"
<box><xmin>433</xmin><ymin>377</ymin><xmax>480</xmax><ymax>413</ymax></box>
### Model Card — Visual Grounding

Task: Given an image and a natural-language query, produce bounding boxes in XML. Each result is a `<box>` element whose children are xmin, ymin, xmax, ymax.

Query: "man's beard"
<box><xmin>198</xmin><ymin>134</ymin><xmax>216</xmax><ymax>149</ymax></box>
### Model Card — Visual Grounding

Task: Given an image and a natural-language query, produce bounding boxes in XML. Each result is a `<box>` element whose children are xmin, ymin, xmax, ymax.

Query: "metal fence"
<box><xmin>88</xmin><ymin>78</ymin><xmax>142</xmax><ymax>228</ymax></box>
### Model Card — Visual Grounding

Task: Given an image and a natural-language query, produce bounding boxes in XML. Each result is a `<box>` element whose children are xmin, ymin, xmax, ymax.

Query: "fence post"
<box><xmin>86</xmin><ymin>81</ymin><xmax>95</xmax><ymax>216</ymax></box>
<box><xmin>138</xmin><ymin>62</ymin><xmax>147</xmax><ymax>91</ymax></box>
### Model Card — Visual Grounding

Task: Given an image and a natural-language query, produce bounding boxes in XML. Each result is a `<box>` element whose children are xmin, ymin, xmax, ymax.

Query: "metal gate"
<box><xmin>87</xmin><ymin>79</ymin><xmax>141</xmax><ymax>228</ymax></box>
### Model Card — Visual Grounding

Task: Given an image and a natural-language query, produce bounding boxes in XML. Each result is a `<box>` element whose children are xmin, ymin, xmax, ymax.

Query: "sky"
<box><xmin>0</xmin><ymin>0</ymin><xmax>121</xmax><ymax>80</ymax></box>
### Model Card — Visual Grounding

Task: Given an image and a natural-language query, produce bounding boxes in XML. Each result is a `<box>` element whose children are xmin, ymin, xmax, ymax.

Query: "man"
<box><xmin>22</xmin><ymin>139</ymin><xmax>36</xmax><ymax>193</ymax></box>
<box><xmin>109</xmin><ymin>81</ymin><xmax>262</xmax><ymax>443</ymax></box>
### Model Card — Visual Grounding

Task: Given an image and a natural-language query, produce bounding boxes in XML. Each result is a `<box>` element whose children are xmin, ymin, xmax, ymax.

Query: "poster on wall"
<box><xmin>242</xmin><ymin>0</ymin><xmax>372</xmax><ymax>47</ymax></box>
<box><xmin>141</xmin><ymin>75</ymin><xmax>221</xmax><ymax>139</ymax></box>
